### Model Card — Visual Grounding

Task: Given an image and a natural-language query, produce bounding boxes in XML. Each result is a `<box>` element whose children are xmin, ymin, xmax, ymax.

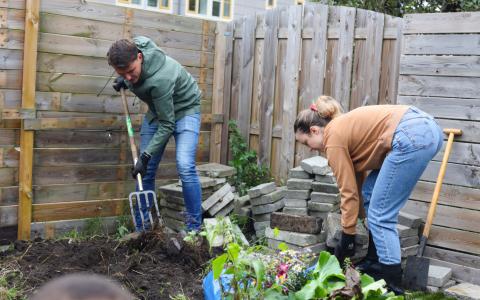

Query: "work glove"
<box><xmin>334</xmin><ymin>232</ymin><xmax>356</xmax><ymax>265</ymax></box>
<box><xmin>132</xmin><ymin>152</ymin><xmax>151</xmax><ymax>179</ymax></box>
<box><xmin>113</xmin><ymin>76</ymin><xmax>127</xmax><ymax>92</ymax></box>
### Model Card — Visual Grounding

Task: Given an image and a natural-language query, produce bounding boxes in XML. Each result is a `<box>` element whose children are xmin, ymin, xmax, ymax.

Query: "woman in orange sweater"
<box><xmin>294</xmin><ymin>96</ymin><xmax>443</xmax><ymax>292</ymax></box>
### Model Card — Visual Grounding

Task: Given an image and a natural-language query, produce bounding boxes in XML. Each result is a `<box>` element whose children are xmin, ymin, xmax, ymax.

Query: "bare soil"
<box><xmin>0</xmin><ymin>230</ymin><xmax>211</xmax><ymax>299</ymax></box>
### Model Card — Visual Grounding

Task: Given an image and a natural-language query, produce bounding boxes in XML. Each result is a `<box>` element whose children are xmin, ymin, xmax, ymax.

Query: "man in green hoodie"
<box><xmin>107</xmin><ymin>36</ymin><xmax>202</xmax><ymax>232</ymax></box>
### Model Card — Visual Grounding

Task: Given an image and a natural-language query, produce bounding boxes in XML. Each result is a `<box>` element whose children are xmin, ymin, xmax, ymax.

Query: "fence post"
<box><xmin>18</xmin><ymin>0</ymin><xmax>40</xmax><ymax>240</ymax></box>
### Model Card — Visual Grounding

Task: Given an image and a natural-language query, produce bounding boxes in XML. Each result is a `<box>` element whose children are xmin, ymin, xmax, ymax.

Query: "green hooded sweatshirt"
<box><xmin>124</xmin><ymin>36</ymin><xmax>201</xmax><ymax>156</ymax></box>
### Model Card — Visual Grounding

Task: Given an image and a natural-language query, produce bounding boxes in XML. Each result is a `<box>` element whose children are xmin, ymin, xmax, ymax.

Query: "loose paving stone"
<box><xmin>251</xmin><ymin>187</ymin><xmax>286</xmax><ymax>206</ymax></box>
<box><xmin>253</xmin><ymin>212</ymin><xmax>271</xmax><ymax>222</ymax></box>
<box><xmin>284</xmin><ymin>189</ymin><xmax>311</xmax><ymax>200</ymax></box>
<box><xmin>401</xmin><ymin>245</ymin><xmax>419</xmax><ymax>258</ymax></box>
<box><xmin>270</xmin><ymin>212</ymin><xmax>322</xmax><ymax>234</ymax></box>
<box><xmin>234</xmin><ymin>205</ymin><xmax>252</xmax><ymax>217</ymax></box>
<box><xmin>312</xmin><ymin>182</ymin><xmax>339</xmax><ymax>194</ymax></box>
<box><xmin>159</xmin><ymin>183</ymin><xmax>184</xmax><ymax>198</ymax></box>
<box><xmin>445</xmin><ymin>283</ymin><xmax>480</xmax><ymax>300</ymax></box>
<box><xmin>315</xmin><ymin>173</ymin><xmax>336</xmax><ymax>184</ymax></box>
<box><xmin>284</xmin><ymin>198</ymin><xmax>307</xmax><ymax>208</ymax></box>
<box><xmin>325</xmin><ymin>213</ymin><xmax>368</xmax><ymax>247</ymax></box>
<box><xmin>216</xmin><ymin>201</ymin><xmax>235</xmax><ymax>217</ymax></box>
<box><xmin>443</xmin><ymin>280</ymin><xmax>457</xmax><ymax>290</ymax></box>
<box><xmin>251</xmin><ymin>199</ymin><xmax>284</xmax><ymax>215</ymax></box>
<box><xmin>268</xmin><ymin>238</ymin><xmax>326</xmax><ymax>253</ymax></box>
<box><xmin>398</xmin><ymin>211</ymin><xmax>423</xmax><ymax>229</ymax></box>
<box><xmin>310</xmin><ymin>192</ymin><xmax>340</xmax><ymax>204</ymax></box>
<box><xmin>426</xmin><ymin>286</ymin><xmax>439</xmax><ymax>293</ymax></box>
<box><xmin>428</xmin><ymin>265</ymin><xmax>452</xmax><ymax>288</ymax></box>
<box><xmin>309</xmin><ymin>211</ymin><xmax>329</xmax><ymax>220</ymax></box>
<box><xmin>288</xmin><ymin>166</ymin><xmax>312</xmax><ymax>179</ymax></box>
<box><xmin>282</xmin><ymin>207</ymin><xmax>308</xmax><ymax>216</ymax></box>
<box><xmin>265</xmin><ymin>227</ymin><xmax>326</xmax><ymax>246</ymax></box>
<box><xmin>400</xmin><ymin>236</ymin><xmax>419</xmax><ymax>248</ymax></box>
<box><xmin>160</xmin><ymin>198</ymin><xmax>185</xmax><ymax>211</ymax></box>
<box><xmin>248</xmin><ymin>182</ymin><xmax>276</xmax><ymax>199</ymax></box>
<box><xmin>287</xmin><ymin>178</ymin><xmax>313</xmax><ymax>190</ymax></box>
<box><xmin>214</xmin><ymin>177</ymin><xmax>227</xmax><ymax>185</ymax></box>
<box><xmin>164</xmin><ymin>195</ymin><xmax>185</xmax><ymax>206</ymax></box>
<box><xmin>208</xmin><ymin>191</ymin><xmax>235</xmax><ymax>216</ymax></box>
<box><xmin>164</xmin><ymin>216</ymin><xmax>185</xmax><ymax>232</ymax></box>
<box><xmin>196</xmin><ymin>163</ymin><xmax>236</xmax><ymax>178</ymax></box>
<box><xmin>178</xmin><ymin>176</ymin><xmax>216</xmax><ymax>188</ymax></box>
<box><xmin>254</xmin><ymin>221</ymin><xmax>270</xmax><ymax>232</ymax></box>
<box><xmin>202</xmin><ymin>183</ymin><xmax>232</xmax><ymax>211</ymax></box>
<box><xmin>162</xmin><ymin>208</ymin><xmax>185</xmax><ymax>221</ymax></box>
<box><xmin>256</xmin><ymin>230</ymin><xmax>266</xmax><ymax>238</ymax></box>
<box><xmin>234</xmin><ymin>194</ymin><xmax>250</xmax><ymax>210</ymax></box>
<box><xmin>308</xmin><ymin>201</ymin><xmax>338</xmax><ymax>212</ymax></box>
<box><xmin>301</xmin><ymin>156</ymin><xmax>331</xmax><ymax>175</ymax></box>
<box><xmin>397</xmin><ymin>224</ymin><xmax>418</xmax><ymax>238</ymax></box>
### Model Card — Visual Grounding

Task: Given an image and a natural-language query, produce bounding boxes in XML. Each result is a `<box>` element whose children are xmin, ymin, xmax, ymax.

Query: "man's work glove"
<box><xmin>113</xmin><ymin>76</ymin><xmax>127</xmax><ymax>92</ymax></box>
<box><xmin>132</xmin><ymin>152</ymin><xmax>151</xmax><ymax>179</ymax></box>
<box><xmin>334</xmin><ymin>232</ymin><xmax>356</xmax><ymax>264</ymax></box>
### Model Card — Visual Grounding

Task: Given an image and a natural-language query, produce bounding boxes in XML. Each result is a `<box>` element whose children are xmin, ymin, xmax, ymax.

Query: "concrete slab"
<box><xmin>284</xmin><ymin>189</ymin><xmax>311</xmax><ymax>200</ymax></box>
<box><xmin>308</xmin><ymin>201</ymin><xmax>338</xmax><ymax>212</ymax></box>
<box><xmin>270</xmin><ymin>212</ymin><xmax>323</xmax><ymax>234</ymax></box>
<box><xmin>314</xmin><ymin>173</ymin><xmax>336</xmax><ymax>184</ymax></box>
<box><xmin>202</xmin><ymin>183</ymin><xmax>232</xmax><ymax>211</ymax></box>
<box><xmin>254</xmin><ymin>221</ymin><xmax>270</xmax><ymax>232</ymax></box>
<box><xmin>310</xmin><ymin>192</ymin><xmax>340</xmax><ymax>204</ymax></box>
<box><xmin>196</xmin><ymin>163</ymin><xmax>236</xmax><ymax>178</ymax></box>
<box><xmin>397</xmin><ymin>224</ymin><xmax>418</xmax><ymax>238</ymax></box>
<box><xmin>251</xmin><ymin>199</ymin><xmax>285</xmax><ymax>215</ymax></box>
<box><xmin>265</xmin><ymin>227</ymin><xmax>326</xmax><ymax>246</ymax></box>
<box><xmin>428</xmin><ymin>265</ymin><xmax>452</xmax><ymax>288</ymax></box>
<box><xmin>208</xmin><ymin>191</ymin><xmax>235</xmax><ymax>216</ymax></box>
<box><xmin>398</xmin><ymin>211</ymin><xmax>423</xmax><ymax>229</ymax></box>
<box><xmin>252</xmin><ymin>212</ymin><xmax>271</xmax><ymax>222</ymax></box>
<box><xmin>248</xmin><ymin>182</ymin><xmax>276</xmax><ymax>199</ymax></box>
<box><xmin>312</xmin><ymin>182</ymin><xmax>339</xmax><ymax>194</ymax></box>
<box><xmin>288</xmin><ymin>166</ymin><xmax>312</xmax><ymax>179</ymax></box>
<box><xmin>251</xmin><ymin>187</ymin><xmax>286</xmax><ymax>206</ymax></box>
<box><xmin>400</xmin><ymin>236</ymin><xmax>419</xmax><ymax>248</ymax></box>
<box><xmin>401</xmin><ymin>245</ymin><xmax>419</xmax><ymax>258</ymax></box>
<box><xmin>267</xmin><ymin>238</ymin><xmax>326</xmax><ymax>253</ymax></box>
<box><xmin>284</xmin><ymin>198</ymin><xmax>308</xmax><ymax>208</ymax></box>
<box><xmin>287</xmin><ymin>178</ymin><xmax>313</xmax><ymax>190</ymax></box>
<box><xmin>445</xmin><ymin>283</ymin><xmax>480</xmax><ymax>300</ymax></box>
<box><xmin>300</xmin><ymin>156</ymin><xmax>331</xmax><ymax>175</ymax></box>
<box><xmin>282</xmin><ymin>207</ymin><xmax>308</xmax><ymax>216</ymax></box>
<box><xmin>178</xmin><ymin>176</ymin><xmax>216</xmax><ymax>188</ymax></box>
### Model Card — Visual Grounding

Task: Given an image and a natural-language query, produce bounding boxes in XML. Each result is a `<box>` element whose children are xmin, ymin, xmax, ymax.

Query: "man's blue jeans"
<box><xmin>361</xmin><ymin>107</ymin><xmax>443</xmax><ymax>265</ymax></box>
<box><xmin>133</xmin><ymin>113</ymin><xmax>202</xmax><ymax>232</ymax></box>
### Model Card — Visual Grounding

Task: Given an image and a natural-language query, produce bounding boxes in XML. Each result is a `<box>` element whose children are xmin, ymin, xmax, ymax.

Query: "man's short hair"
<box><xmin>107</xmin><ymin>39</ymin><xmax>138</xmax><ymax>69</ymax></box>
<box><xmin>30</xmin><ymin>273</ymin><xmax>133</xmax><ymax>300</ymax></box>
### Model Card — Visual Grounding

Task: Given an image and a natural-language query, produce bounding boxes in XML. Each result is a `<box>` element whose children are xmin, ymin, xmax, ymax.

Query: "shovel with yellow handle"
<box><xmin>403</xmin><ymin>128</ymin><xmax>462</xmax><ymax>291</ymax></box>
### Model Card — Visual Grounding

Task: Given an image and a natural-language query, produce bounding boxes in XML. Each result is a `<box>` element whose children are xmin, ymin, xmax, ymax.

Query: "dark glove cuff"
<box><xmin>140</xmin><ymin>152</ymin><xmax>151</xmax><ymax>164</ymax></box>
<box><xmin>341</xmin><ymin>232</ymin><xmax>356</xmax><ymax>246</ymax></box>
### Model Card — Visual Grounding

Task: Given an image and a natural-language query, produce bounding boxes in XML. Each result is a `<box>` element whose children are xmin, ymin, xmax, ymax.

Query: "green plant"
<box><xmin>0</xmin><ymin>262</ymin><xmax>26</xmax><ymax>300</ymax></box>
<box><xmin>200</xmin><ymin>217</ymin><xmax>249</xmax><ymax>250</ymax></box>
<box><xmin>83</xmin><ymin>217</ymin><xmax>103</xmax><ymax>237</ymax></box>
<box><xmin>115</xmin><ymin>214</ymin><xmax>133</xmax><ymax>239</ymax></box>
<box><xmin>228</xmin><ymin>121</ymin><xmax>271</xmax><ymax>196</ymax></box>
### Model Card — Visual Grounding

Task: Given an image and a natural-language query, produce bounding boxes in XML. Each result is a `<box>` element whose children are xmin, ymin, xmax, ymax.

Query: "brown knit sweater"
<box><xmin>323</xmin><ymin>105</ymin><xmax>410</xmax><ymax>234</ymax></box>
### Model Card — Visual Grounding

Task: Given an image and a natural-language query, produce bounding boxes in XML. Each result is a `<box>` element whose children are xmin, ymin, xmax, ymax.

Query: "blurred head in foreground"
<box><xmin>30</xmin><ymin>273</ymin><xmax>133</xmax><ymax>300</ymax></box>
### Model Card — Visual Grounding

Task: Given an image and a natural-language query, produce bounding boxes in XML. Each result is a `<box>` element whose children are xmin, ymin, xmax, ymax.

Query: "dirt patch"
<box><xmin>1</xmin><ymin>230</ymin><xmax>211</xmax><ymax>299</ymax></box>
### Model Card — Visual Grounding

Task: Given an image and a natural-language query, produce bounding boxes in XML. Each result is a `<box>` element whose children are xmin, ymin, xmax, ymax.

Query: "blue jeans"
<box><xmin>361</xmin><ymin>107</ymin><xmax>443</xmax><ymax>264</ymax></box>
<box><xmin>134</xmin><ymin>113</ymin><xmax>202</xmax><ymax>232</ymax></box>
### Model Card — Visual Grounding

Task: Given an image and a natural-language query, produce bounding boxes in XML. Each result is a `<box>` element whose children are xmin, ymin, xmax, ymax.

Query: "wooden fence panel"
<box><xmin>397</xmin><ymin>11</ymin><xmax>480</xmax><ymax>279</ymax></box>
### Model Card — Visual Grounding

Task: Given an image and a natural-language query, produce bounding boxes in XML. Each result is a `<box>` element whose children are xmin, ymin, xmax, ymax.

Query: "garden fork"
<box><xmin>120</xmin><ymin>88</ymin><xmax>163</xmax><ymax>230</ymax></box>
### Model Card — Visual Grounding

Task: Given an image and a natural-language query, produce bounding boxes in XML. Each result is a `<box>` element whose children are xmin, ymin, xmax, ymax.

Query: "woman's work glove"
<box><xmin>132</xmin><ymin>152</ymin><xmax>151</xmax><ymax>179</ymax></box>
<box><xmin>113</xmin><ymin>76</ymin><xmax>127</xmax><ymax>92</ymax></box>
<box><xmin>334</xmin><ymin>232</ymin><xmax>356</xmax><ymax>264</ymax></box>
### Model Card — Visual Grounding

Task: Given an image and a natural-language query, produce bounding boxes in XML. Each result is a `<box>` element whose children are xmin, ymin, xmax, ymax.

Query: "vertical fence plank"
<box><xmin>295</xmin><ymin>4</ymin><xmax>328</xmax><ymax>165</ymax></box>
<box><xmin>18</xmin><ymin>0</ymin><xmax>40</xmax><ymax>240</ymax></box>
<box><xmin>210</xmin><ymin>22</ymin><xmax>227</xmax><ymax>163</ymax></box>
<box><xmin>279</xmin><ymin>5</ymin><xmax>303</xmax><ymax>180</ymax></box>
<box><xmin>220</xmin><ymin>22</ymin><xmax>234</xmax><ymax>164</ymax></box>
<box><xmin>259</xmin><ymin>8</ymin><xmax>279</xmax><ymax>168</ymax></box>
<box><xmin>350</xmin><ymin>9</ymin><xmax>384</xmax><ymax>109</ymax></box>
<box><xmin>332</xmin><ymin>6</ymin><xmax>355</xmax><ymax>111</ymax></box>
<box><xmin>236</xmin><ymin>14</ymin><xmax>256</xmax><ymax>144</ymax></box>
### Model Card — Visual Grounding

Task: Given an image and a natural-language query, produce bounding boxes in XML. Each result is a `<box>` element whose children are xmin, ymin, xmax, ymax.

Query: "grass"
<box><xmin>0</xmin><ymin>261</ymin><xmax>27</xmax><ymax>300</ymax></box>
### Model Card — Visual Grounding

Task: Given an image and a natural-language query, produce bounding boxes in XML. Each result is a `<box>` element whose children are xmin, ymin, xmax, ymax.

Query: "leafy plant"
<box><xmin>199</xmin><ymin>217</ymin><xmax>249</xmax><ymax>251</ymax></box>
<box><xmin>228</xmin><ymin>121</ymin><xmax>271</xmax><ymax>196</ymax></box>
<box><xmin>83</xmin><ymin>217</ymin><xmax>103</xmax><ymax>237</ymax></box>
<box><xmin>115</xmin><ymin>214</ymin><xmax>134</xmax><ymax>239</ymax></box>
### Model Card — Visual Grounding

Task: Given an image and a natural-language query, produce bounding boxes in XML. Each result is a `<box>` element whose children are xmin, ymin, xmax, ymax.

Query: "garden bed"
<box><xmin>0</xmin><ymin>230</ymin><xmax>211</xmax><ymax>299</ymax></box>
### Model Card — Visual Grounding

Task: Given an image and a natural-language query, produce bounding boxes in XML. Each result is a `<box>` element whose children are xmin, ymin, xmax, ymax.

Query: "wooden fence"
<box><xmin>397</xmin><ymin>12</ymin><xmax>480</xmax><ymax>284</ymax></box>
<box><xmin>0</xmin><ymin>0</ymin><xmax>216</xmax><ymax>239</ymax></box>
<box><xmin>210</xmin><ymin>4</ymin><xmax>403</xmax><ymax>181</ymax></box>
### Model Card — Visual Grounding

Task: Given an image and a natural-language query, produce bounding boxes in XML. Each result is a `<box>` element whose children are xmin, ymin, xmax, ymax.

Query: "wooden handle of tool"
<box><xmin>120</xmin><ymin>88</ymin><xmax>144</xmax><ymax>190</ymax></box>
<box><xmin>422</xmin><ymin>128</ymin><xmax>462</xmax><ymax>238</ymax></box>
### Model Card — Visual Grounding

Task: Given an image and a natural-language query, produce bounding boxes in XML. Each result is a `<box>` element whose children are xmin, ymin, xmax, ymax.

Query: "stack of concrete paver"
<box><xmin>248</xmin><ymin>182</ymin><xmax>285</xmax><ymax>238</ymax></box>
<box><xmin>159</xmin><ymin>163</ymin><xmax>236</xmax><ymax>232</ymax></box>
<box><xmin>265</xmin><ymin>212</ymin><xmax>327</xmax><ymax>253</ymax></box>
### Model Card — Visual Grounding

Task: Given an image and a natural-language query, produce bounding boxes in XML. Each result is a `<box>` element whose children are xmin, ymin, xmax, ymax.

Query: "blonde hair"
<box><xmin>294</xmin><ymin>96</ymin><xmax>343</xmax><ymax>133</ymax></box>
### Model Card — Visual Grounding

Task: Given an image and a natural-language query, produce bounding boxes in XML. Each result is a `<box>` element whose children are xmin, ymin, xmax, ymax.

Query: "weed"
<box><xmin>83</xmin><ymin>217</ymin><xmax>103</xmax><ymax>237</ymax></box>
<box><xmin>114</xmin><ymin>214</ymin><xmax>134</xmax><ymax>239</ymax></box>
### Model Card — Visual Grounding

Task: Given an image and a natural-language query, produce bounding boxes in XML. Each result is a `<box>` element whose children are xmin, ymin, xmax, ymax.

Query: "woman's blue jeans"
<box><xmin>134</xmin><ymin>113</ymin><xmax>202</xmax><ymax>232</ymax></box>
<box><xmin>361</xmin><ymin>107</ymin><xmax>443</xmax><ymax>265</ymax></box>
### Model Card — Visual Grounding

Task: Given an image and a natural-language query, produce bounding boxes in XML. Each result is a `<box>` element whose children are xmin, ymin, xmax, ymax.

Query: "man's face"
<box><xmin>115</xmin><ymin>52</ymin><xmax>143</xmax><ymax>84</ymax></box>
